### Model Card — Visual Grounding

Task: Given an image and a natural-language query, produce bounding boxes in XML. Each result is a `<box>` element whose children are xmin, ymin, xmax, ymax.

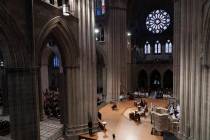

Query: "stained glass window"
<box><xmin>146</xmin><ymin>10</ymin><xmax>170</xmax><ymax>34</ymax></box>
<box><xmin>154</xmin><ymin>41</ymin><xmax>161</xmax><ymax>54</ymax></box>
<box><xmin>144</xmin><ymin>41</ymin><xmax>151</xmax><ymax>54</ymax></box>
<box><xmin>53</xmin><ymin>55</ymin><xmax>60</xmax><ymax>68</ymax></box>
<box><xmin>96</xmin><ymin>0</ymin><xmax>106</xmax><ymax>16</ymax></box>
<box><xmin>165</xmin><ymin>40</ymin><xmax>172</xmax><ymax>53</ymax></box>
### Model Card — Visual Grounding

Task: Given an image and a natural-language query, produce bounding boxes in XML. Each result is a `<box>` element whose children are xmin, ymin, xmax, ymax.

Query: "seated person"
<box><xmin>140</xmin><ymin>99</ymin><xmax>147</xmax><ymax>108</ymax></box>
<box><xmin>98</xmin><ymin>112</ymin><xmax>102</xmax><ymax>120</ymax></box>
<box><xmin>111</xmin><ymin>102</ymin><xmax>117</xmax><ymax>110</ymax></box>
<box><xmin>140</xmin><ymin>99</ymin><xmax>144</xmax><ymax>107</ymax></box>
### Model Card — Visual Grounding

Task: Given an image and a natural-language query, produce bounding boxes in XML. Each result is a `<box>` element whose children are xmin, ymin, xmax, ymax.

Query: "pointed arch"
<box><xmin>150</xmin><ymin>70</ymin><xmax>161</xmax><ymax>89</ymax></box>
<box><xmin>36</xmin><ymin>16</ymin><xmax>79</xmax><ymax>67</ymax></box>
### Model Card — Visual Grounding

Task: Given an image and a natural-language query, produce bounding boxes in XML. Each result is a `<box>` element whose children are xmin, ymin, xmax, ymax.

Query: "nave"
<box><xmin>80</xmin><ymin>97</ymin><xmax>179</xmax><ymax>140</ymax></box>
<box><xmin>0</xmin><ymin>0</ymin><xmax>210</xmax><ymax>140</ymax></box>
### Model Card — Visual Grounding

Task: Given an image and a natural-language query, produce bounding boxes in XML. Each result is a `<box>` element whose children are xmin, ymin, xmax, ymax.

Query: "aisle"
<box><xmin>98</xmin><ymin>99</ymin><xmax>168</xmax><ymax>140</ymax></box>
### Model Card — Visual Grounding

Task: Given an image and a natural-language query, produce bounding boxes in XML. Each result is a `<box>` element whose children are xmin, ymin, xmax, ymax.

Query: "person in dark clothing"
<box><xmin>88</xmin><ymin>120</ymin><xmax>93</xmax><ymax>136</ymax></box>
<box><xmin>112</xmin><ymin>133</ymin><xmax>116</xmax><ymax>139</ymax></box>
<box><xmin>98</xmin><ymin>111</ymin><xmax>102</xmax><ymax>120</ymax></box>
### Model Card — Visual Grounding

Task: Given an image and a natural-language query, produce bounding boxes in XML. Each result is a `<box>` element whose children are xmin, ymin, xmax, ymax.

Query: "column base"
<box><xmin>64</xmin><ymin>123</ymin><xmax>99</xmax><ymax>138</ymax></box>
<box><xmin>177</xmin><ymin>132</ymin><xmax>195</xmax><ymax>140</ymax></box>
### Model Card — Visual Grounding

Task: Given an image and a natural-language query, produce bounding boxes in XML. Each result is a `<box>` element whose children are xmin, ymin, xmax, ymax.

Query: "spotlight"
<box><xmin>95</xmin><ymin>28</ymin><xmax>100</xmax><ymax>34</ymax></box>
<box><xmin>127</xmin><ymin>32</ymin><xmax>132</xmax><ymax>36</ymax></box>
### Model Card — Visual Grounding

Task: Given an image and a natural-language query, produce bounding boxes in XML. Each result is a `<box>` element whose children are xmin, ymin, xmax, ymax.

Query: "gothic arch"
<box><xmin>36</xmin><ymin>17</ymin><xmax>80</xmax><ymax>134</ymax></box>
<box><xmin>36</xmin><ymin>16</ymin><xmax>79</xmax><ymax>67</ymax></box>
<box><xmin>150</xmin><ymin>69</ymin><xmax>161</xmax><ymax>89</ymax></box>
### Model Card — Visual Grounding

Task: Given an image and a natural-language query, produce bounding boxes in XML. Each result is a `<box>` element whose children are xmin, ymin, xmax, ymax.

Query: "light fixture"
<box><xmin>95</xmin><ymin>28</ymin><xmax>100</xmax><ymax>34</ymax></box>
<box><xmin>0</xmin><ymin>61</ymin><xmax>4</xmax><ymax>67</ymax></box>
<box><xmin>63</xmin><ymin>4</ymin><xmax>70</xmax><ymax>16</ymax></box>
<box><xmin>127</xmin><ymin>32</ymin><xmax>132</xmax><ymax>36</ymax></box>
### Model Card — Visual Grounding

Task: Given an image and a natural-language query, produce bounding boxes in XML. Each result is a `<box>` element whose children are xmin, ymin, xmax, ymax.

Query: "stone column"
<box><xmin>175</xmin><ymin>0</ymin><xmax>202</xmax><ymax>139</ymax></box>
<box><xmin>64</xmin><ymin>0</ymin><xmax>97</xmax><ymax>139</ymax></box>
<box><xmin>39</xmin><ymin>64</ymin><xmax>49</xmax><ymax>120</ymax></box>
<box><xmin>40</xmin><ymin>65</ymin><xmax>49</xmax><ymax>92</ymax></box>
<box><xmin>207</xmin><ymin>70</ymin><xmax>210</xmax><ymax>140</ymax></box>
<box><xmin>102</xmin><ymin>68</ymin><xmax>107</xmax><ymax>99</ymax></box>
<box><xmin>173</xmin><ymin>0</ymin><xmax>181</xmax><ymax>100</ymax></box>
<box><xmin>106</xmin><ymin>0</ymin><xmax>127</xmax><ymax>101</ymax></box>
<box><xmin>126</xmin><ymin>36</ymin><xmax>132</xmax><ymax>92</ymax></box>
<box><xmin>7</xmin><ymin>68</ymin><xmax>39</xmax><ymax>140</ymax></box>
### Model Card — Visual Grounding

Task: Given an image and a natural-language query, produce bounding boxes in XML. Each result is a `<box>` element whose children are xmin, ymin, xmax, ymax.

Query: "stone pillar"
<box><xmin>7</xmin><ymin>68</ymin><xmax>39</xmax><ymax>140</ymax></box>
<box><xmin>40</xmin><ymin>65</ymin><xmax>49</xmax><ymax>92</ymax></box>
<box><xmin>106</xmin><ymin>0</ymin><xmax>127</xmax><ymax>101</ymax></box>
<box><xmin>207</xmin><ymin>71</ymin><xmax>210</xmax><ymax>140</ymax></box>
<box><xmin>39</xmin><ymin>64</ymin><xmax>49</xmax><ymax>120</ymax></box>
<box><xmin>64</xmin><ymin>0</ymin><xmax>97</xmax><ymax>139</ymax></box>
<box><xmin>102</xmin><ymin>68</ymin><xmax>107</xmax><ymax>99</ymax></box>
<box><xmin>175</xmin><ymin>0</ymin><xmax>202</xmax><ymax>139</ymax></box>
<box><xmin>173</xmin><ymin>0</ymin><xmax>181</xmax><ymax>100</ymax></box>
<box><xmin>64</xmin><ymin>66</ymin><xmax>79</xmax><ymax>136</ymax></box>
<box><xmin>126</xmin><ymin>36</ymin><xmax>132</xmax><ymax>92</ymax></box>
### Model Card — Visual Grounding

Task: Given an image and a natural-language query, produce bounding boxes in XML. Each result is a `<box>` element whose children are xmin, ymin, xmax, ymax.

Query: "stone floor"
<box><xmin>40</xmin><ymin>119</ymin><xmax>64</xmax><ymax>140</ymax></box>
<box><xmin>96</xmin><ymin>99</ymin><xmax>168</xmax><ymax>140</ymax></box>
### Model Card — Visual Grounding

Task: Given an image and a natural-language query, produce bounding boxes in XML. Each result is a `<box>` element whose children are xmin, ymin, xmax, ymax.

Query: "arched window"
<box><xmin>52</xmin><ymin>55</ymin><xmax>60</xmax><ymax>68</ymax></box>
<box><xmin>154</xmin><ymin>41</ymin><xmax>161</xmax><ymax>54</ymax></box>
<box><xmin>96</xmin><ymin>26</ymin><xmax>105</xmax><ymax>42</ymax></box>
<box><xmin>96</xmin><ymin>0</ymin><xmax>106</xmax><ymax>16</ymax></box>
<box><xmin>165</xmin><ymin>40</ymin><xmax>173</xmax><ymax>53</ymax></box>
<box><xmin>144</xmin><ymin>41</ymin><xmax>151</xmax><ymax>54</ymax></box>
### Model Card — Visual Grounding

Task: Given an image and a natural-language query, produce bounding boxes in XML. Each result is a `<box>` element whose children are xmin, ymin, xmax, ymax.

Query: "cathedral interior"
<box><xmin>0</xmin><ymin>0</ymin><xmax>210</xmax><ymax>140</ymax></box>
